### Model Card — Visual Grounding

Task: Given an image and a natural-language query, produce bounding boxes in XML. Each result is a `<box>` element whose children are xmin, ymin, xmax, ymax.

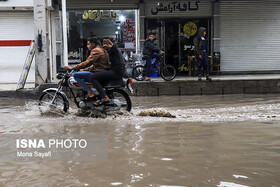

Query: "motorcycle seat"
<box><xmin>103</xmin><ymin>79</ymin><xmax>125</xmax><ymax>88</ymax></box>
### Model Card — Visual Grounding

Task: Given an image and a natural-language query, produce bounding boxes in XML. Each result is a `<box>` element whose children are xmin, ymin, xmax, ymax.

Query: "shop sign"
<box><xmin>122</xmin><ymin>19</ymin><xmax>136</xmax><ymax>51</ymax></box>
<box><xmin>151</xmin><ymin>1</ymin><xmax>200</xmax><ymax>15</ymax></box>
<box><xmin>82</xmin><ymin>10</ymin><xmax>119</xmax><ymax>23</ymax></box>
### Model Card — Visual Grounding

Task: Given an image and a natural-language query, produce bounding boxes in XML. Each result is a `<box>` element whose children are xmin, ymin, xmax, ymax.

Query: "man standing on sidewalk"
<box><xmin>194</xmin><ymin>27</ymin><xmax>211</xmax><ymax>81</ymax></box>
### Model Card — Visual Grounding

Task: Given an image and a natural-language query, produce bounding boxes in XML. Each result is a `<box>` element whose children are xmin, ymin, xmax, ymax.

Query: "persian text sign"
<box><xmin>151</xmin><ymin>1</ymin><xmax>200</xmax><ymax>15</ymax></box>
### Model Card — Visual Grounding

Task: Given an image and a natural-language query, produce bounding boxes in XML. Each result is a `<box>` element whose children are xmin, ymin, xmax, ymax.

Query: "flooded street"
<box><xmin>0</xmin><ymin>94</ymin><xmax>280</xmax><ymax>186</ymax></box>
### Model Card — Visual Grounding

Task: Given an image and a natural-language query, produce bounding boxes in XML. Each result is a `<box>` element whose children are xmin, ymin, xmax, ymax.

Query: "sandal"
<box><xmin>94</xmin><ymin>99</ymin><xmax>110</xmax><ymax>106</ymax></box>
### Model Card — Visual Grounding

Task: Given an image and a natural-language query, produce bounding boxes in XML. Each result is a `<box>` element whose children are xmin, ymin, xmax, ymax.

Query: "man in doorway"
<box><xmin>193</xmin><ymin>27</ymin><xmax>211</xmax><ymax>81</ymax></box>
<box><xmin>143</xmin><ymin>33</ymin><xmax>164</xmax><ymax>81</ymax></box>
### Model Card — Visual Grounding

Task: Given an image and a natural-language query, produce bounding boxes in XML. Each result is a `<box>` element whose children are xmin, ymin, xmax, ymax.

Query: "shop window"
<box><xmin>145</xmin><ymin>18</ymin><xmax>211</xmax><ymax>76</ymax></box>
<box><xmin>67</xmin><ymin>10</ymin><xmax>136</xmax><ymax>64</ymax></box>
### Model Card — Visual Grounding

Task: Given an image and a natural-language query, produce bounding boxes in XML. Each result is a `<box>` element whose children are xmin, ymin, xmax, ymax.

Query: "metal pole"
<box><xmin>178</xmin><ymin>23</ymin><xmax>181</xmax><ymax>66</ymax></box>
<box><xmin>135</xmin><ymin>9</ymin><xmax>139</xmax><ymax>53</ymax></box>
<box><xmin>61</xmin><ymin>0</ymin><xmax>68</xmax><ymax>66</ymax></box>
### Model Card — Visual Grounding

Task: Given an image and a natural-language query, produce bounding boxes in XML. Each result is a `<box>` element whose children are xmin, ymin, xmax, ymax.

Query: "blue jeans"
<box><xmin>72</xmin><ymin>71</ymin><xmax>94</xmax><ymax>92</ymax></box>
<box><xmin>145</xmin><ymin>53</ymin><xmax>161</xmax><ymax>77</ymax></box>
<box><xmin>196</xmin><ymin>52</ymin><xmax>209</xmax><ymax>76</ymax></box>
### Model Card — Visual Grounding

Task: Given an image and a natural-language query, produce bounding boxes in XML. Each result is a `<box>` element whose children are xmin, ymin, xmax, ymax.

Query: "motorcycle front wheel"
<box><xmin>107</xmin><ymin>89</ymin><xmax>132</xmax><ymax>112</ymax></box>
<box><xmin>39</xmin><ymin>90</ymin><xmax>69</xmax><ymax>113</ymax></box>
<box><xmin>132</xmin><ymin>65</ymin><xmax>146</xmax><ymax>81</ymax></box>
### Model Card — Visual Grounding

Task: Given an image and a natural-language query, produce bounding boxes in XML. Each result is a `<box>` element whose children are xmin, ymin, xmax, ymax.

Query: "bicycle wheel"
<box><xmin>132</xmin><ymin>65</ymin><xmax>146</xmax><ymax>81</ymax></box>
<box><xmin>39</xmin><ymin>90</ymin><xmax>69</xmax><ymax>113</ymax></box>
<box><xmin>160</xmin><ymin>65</ymin><xmax>177</xmax><ymax>81</ymax></box>
<box><xmin>107</xmin><ymin>89</ymin><xmax>132</xmax><ymax>112</ymax></box>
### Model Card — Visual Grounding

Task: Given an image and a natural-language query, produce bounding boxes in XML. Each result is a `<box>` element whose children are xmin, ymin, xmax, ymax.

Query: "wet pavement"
<box><xmin>0</xmin><ymin>94</ymin><xmax>280</xmax><ymax>186</ymax></box>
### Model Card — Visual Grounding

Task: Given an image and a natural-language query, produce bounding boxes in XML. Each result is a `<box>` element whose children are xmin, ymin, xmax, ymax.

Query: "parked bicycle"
<box><xmin>132</xmin><ymin>55</ymin><xmax>177</xmax><ymax>81</ymax></box>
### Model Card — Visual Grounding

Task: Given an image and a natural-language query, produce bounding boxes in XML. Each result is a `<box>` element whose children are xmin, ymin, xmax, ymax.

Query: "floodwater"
<box><xmin>0</xmin><ymin>94</ymin><xmax>280</xmax><ymax>187</ymax></box>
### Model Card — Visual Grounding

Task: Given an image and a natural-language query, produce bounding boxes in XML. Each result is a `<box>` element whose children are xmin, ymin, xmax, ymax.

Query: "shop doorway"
<box><xmin>164</xmin><ymin>19</ymin><xmax>210</xmax><ymax>76</ymax></box>
<box><xmin>145</xmin><ymin>18</ymin><xmax>210</xmax><ymax>76</ymax></box>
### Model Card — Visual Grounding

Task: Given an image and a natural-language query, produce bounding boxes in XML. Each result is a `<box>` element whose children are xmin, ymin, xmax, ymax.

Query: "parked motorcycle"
<box><xmin>123</xmin><ymin>52</ymin><xmax>145</xmax><ymax>78</ymax></box>
<box><xmin>38</xmin><ymin>69</ymin><xmax>133</xmax><ymax>114</ymax></box>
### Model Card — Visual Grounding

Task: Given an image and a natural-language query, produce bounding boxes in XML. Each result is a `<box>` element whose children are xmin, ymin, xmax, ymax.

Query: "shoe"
<box><xmin>144</xmin><ymin>78</ymin><xmax>152</xmax><ymax>82</ymax></box>
<box><xmin>198</xmin><ymin>77</ymin><xmax>202</xmax><ymax>81</ymax></box>
<box><xmin>94</xmin><ymin>99</ymin><xmax>110</xmax><ymax>106</ymax></box>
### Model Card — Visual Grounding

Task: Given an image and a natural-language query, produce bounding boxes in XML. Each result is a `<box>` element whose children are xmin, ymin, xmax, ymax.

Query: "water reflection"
<box><xmin>0</xmin><ymin>95</ymin><xmax>280</xmax><ymax>186</ymax></box>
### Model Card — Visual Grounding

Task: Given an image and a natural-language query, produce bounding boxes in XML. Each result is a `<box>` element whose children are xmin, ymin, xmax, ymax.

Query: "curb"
<box><xmin>1</xmin><ymin>79</ymin><xmax>280</xmax><ymax>99</ymax></box>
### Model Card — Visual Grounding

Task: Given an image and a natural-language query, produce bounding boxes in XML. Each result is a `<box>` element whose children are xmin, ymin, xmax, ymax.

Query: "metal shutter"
<box><xmin>0</xmin><ymin>11</ymin><xmax>35</xmax><ymax>83</ymax></box>
<box><xmin>220</xmin><ymin>0</ymin><xmax>280</xmax><ymax>72</ymax></box>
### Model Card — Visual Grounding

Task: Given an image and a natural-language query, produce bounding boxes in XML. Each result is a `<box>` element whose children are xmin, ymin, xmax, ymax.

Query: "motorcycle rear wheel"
<box><xmin>107</xmin><ymin>89</ymin><xmax>132</xmax><ymax>112</ymax></box>
<box><xmin>39</xmin><ymin>90</ymin><xmax>69</xmax><ymax>113</ymax></box>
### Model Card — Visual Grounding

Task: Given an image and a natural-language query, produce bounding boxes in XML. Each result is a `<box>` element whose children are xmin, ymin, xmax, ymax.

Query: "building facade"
<box><xmin>1</xmin><ymin>0</ymin><xmax>280</xmax><ymax>84</ymax></box>
<box><xmin>64</xmin><ymin>0</ymin><xmax>280</xmax><ymax>76</ymax></box>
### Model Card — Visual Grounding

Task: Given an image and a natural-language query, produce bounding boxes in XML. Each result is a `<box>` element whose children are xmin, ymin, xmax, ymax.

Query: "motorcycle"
<box><xmin>38</xmin><ymin>69</ymin><xmax>133</xmax><ymax>114</ymax></box>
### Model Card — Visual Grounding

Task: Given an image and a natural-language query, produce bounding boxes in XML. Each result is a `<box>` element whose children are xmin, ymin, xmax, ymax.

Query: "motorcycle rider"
<box><xmin>89</xmin><ymin>38</ymin><xmax>125</xmax><ymax>106</ymax></box>
<box><xmin>64</xmin><ymin>37</ymin><xmax>110</xmax><ymax>100</ymax></box>
<box><xmin>143</xmin><ymin>32</ymin><xmax>164</xmax><ymax>81</ymax></box>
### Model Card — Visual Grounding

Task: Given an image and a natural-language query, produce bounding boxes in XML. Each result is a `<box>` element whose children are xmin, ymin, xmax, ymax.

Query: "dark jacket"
<box><xmin>193</xmin><ymin>27</ymin><xmax>208</xmax><ymax>58</ymax></box>
<box><xmin>143</xmin><ymin>39</ymin><xmax>160</xmax><ymax>58</ymax></box>
<box><xmin>108</xmin><ymin>45</ymin><xmax>125</xmax><ymax>77</ymax></box>
<box><xmin>74</xmin><ymin>46</ymin><xmax>110</xmax><ymax>72</ymax></box>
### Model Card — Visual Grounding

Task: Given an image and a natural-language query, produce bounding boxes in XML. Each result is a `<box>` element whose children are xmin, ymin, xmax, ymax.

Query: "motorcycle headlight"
<box><xmin>56</xmin><ymin>73</ymin><xmax>64</xmax><ymax>79</ymax></box>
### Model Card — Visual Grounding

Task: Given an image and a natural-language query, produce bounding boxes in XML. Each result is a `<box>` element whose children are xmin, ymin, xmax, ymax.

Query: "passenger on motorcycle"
<box><xmin>89</xmin><ymin>38</ymin><xmax>125</xmax><ymax>106</ymax></box>
<box><xmin>143</xmin><ymin>32</ymin><xmax>164</xmax><ymax>81</ymax></box>
<box><xmin>64</xmin><ymin>37</ymin><xmax>110</xmax><ymax>100</ymax></box>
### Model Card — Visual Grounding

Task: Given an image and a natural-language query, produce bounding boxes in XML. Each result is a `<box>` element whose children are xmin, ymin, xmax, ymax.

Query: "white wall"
<box><xmin>0</xmin><ymin>0</ymin><xmax>33</xmax><ymax>7</ymax></box>
<box><xmin>0</xmin><ymin>11</ymin><xmax>35</xmax><ymax>83</ymax></box>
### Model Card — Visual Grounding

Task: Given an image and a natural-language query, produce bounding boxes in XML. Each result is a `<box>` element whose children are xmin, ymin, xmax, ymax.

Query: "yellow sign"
<box><xmin>183</xmin><ymin>22</ymin><xmax>197</xmax><ymax>36</ymax></box>
<box><xmin>82</xmin><ymin>10</ymin><xmax>118</xmax><ymax>22</ymax></box>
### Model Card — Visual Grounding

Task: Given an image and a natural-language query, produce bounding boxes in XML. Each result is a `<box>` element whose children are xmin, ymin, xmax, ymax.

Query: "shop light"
<box><xmin>119</xmin><ymin>15</ymin><xmax>126</xmax><ymax>22</ymax></box>
<box><xmin>117</xmin><ymin>26</ymin><xmax>121</xmax><ymax>30</ymax></box>
<box><xmin>115</xmin><ymin>31</ymin><xmax>119</xmax><ymax>34</ymax></box>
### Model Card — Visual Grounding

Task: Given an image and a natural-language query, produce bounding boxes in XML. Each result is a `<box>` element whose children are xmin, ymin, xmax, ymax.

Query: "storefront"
<box><xmin>65</xmin><ymin>0</ymin><xmax>216</xmax><ymax>75</ymax></box>
<box><xmin>66</xmin><ymin>0</ymin><xmax>139</xmax><ymax>64</ymax></box>
<box><xmin>55</xmin><ymin>0</ymin><xmax>280</xmax><ymax>82</ymax></box>
<box><xmin>67</xmin><ymin>9</ymin><xmax>137</xmax><ymax>64</ymax></box>
<box><xmin>143</xmin><ymin>0</ymin><xmax>215</xmax><ymax>76</ymax></box>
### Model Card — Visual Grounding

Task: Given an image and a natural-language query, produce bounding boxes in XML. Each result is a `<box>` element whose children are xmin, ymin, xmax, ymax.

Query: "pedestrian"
<box><xmin>193</xmin><ymin>27</ymin><xmax>211</xmax><ymax>81</ymax></box>
<box><xmin>143</xmin><ymin>32</ymin><xmax>164</xmax><ymax>81</ymax></box>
